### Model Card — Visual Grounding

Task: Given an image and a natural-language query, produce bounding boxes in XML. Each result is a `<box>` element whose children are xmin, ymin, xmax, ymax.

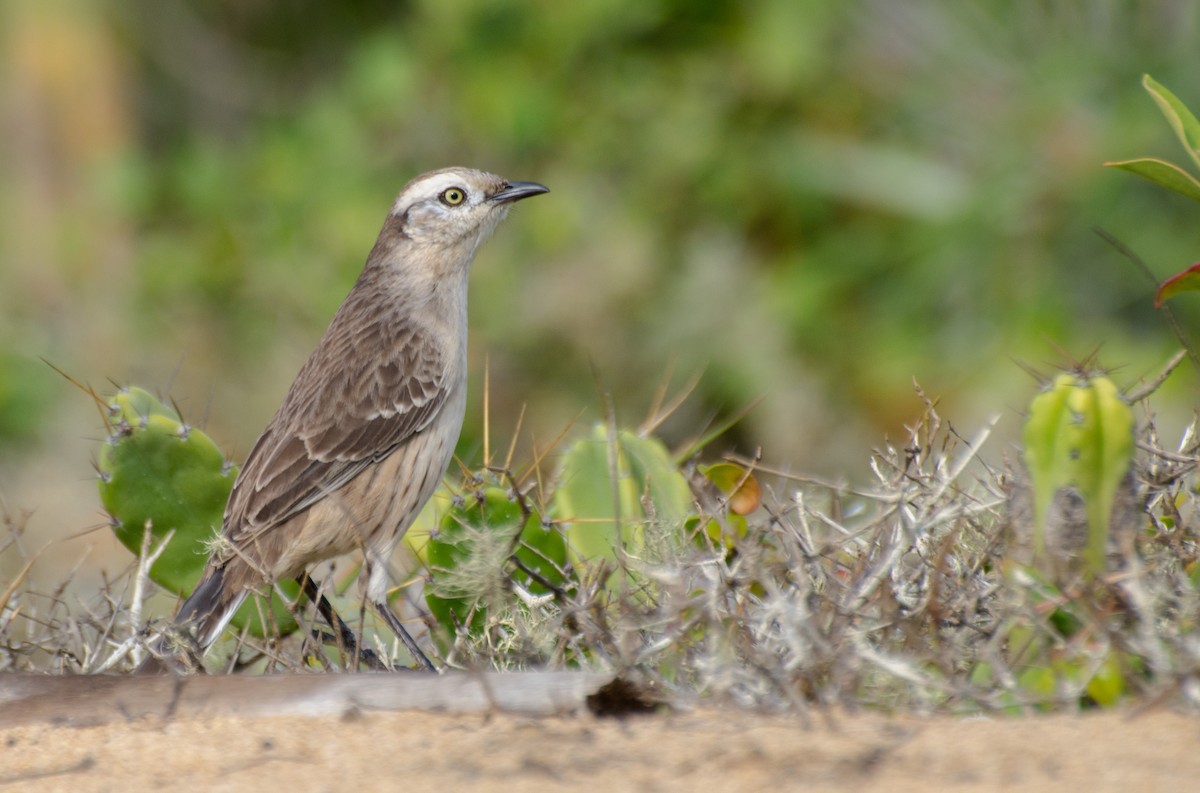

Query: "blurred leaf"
<box><xmin>1142</xmin><ymin>74</ymin><xmax>1200</xmax><ymax>172</ymax></box>
<box><xmin>1104</xmin><ymin>157</ymin><xmax>1200</xmax><ymax>202</ymax></box>
<box><xmin>689</xmin><ymin>513</ymin><xmax>749</xmax><ymax>549</ymax></box>
<box><xmin>0</xmin><ymin>353</ymin><xmax>53</xmax><ymax>445</ymax></box>
<box><xmin>1154</xmin><ymin>262</ymin><xmax>1200</xmax><ymax>307</ymax></box>
<box><xmin>1085</xmin><ymin>655</ymin><xmax>1125</xmax><ymax>707</ymax></box>
<box><xmin>698</xmin><ymin>461</ymin><xmax>761</xmax><ymax>515</ymax></box>
<box><xmin>1017</xmin><ymin>665</ymin><xmax>1058</xmax><ymax>706</ymax></box>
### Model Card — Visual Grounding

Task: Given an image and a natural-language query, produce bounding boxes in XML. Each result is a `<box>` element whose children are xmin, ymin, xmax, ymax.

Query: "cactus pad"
<box><xmin>98</xmin><ymin>387</ymin><xmax>300</xmax><ymax>638</ymax></box>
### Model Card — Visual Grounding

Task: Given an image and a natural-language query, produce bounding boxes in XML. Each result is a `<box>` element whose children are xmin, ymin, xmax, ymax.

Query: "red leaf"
<box><xmin>1155</xmin><ymin>262</ymin><xmax>1200</xmax><ymax>308</ymax></box>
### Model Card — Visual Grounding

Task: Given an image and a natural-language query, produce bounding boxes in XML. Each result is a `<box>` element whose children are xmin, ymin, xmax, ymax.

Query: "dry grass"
<box><xmin>3</xmin><ymin>383</ymin><xmax>1200</xmax><ymax>718</ymax></box>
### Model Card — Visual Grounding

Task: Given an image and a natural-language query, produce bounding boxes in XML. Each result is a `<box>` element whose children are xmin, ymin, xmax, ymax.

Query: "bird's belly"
<box><xmin>270</xmin><ymin>418</ymin><xmax>461</xmax><ymax>580</ymax></box>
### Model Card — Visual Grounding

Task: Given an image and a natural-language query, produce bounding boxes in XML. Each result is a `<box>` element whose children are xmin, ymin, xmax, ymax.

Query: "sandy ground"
<box><xmin>1</xmin><ymin>697</ymin><xmax>1197</xmax><ymax>792</ymax></box>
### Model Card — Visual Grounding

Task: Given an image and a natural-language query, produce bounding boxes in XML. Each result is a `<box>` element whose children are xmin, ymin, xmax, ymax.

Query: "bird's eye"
<box><xmin>439</xmin><ymin>187</ymin><xmax>466</xmax><ymax>206</ymax></box>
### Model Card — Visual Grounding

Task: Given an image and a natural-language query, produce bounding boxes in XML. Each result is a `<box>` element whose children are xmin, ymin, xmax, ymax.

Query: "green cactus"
<box><xmin>97</xmin><ymin>387</ymin><xmax>300</xmax><ymax>638</ymax></box>
<box><xmin>1021</xmin><ymin>372</ymin><xmax>1135</xmax><ymax>578</ymax></box>
<box><xmin>552</xmin><ymin>424</ymin><xmax>693</xmax><ymax>588</ymax></box>
<box><xmin>968</xmin><ymin>372</ymin><xmax>1139</xmax><ymax>712</ymax></box>
<box><xmin>424</xmin><ymin>484</ymin><xmax>567</xmax><ymax>640</ymax></box>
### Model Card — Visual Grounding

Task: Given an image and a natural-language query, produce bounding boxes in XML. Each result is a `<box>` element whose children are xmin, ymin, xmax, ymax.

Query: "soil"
<box><xmin>1</xmin><ymin>699</ymin><xmax>1196</xmax><ymax>792</ymax></box>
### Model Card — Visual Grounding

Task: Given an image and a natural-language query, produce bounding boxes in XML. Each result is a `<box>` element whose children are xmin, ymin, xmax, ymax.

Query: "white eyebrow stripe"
<box><xmin>391</xmin><ymin>173</ymin><xmax>481</xmax><ymax>214</ymax></box>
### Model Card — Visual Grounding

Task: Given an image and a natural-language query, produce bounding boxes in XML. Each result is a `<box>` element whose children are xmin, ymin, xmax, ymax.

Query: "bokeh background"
<box><xmin>3</xmin><ymin>1</ymin><xmax>1200</xmax><ymax>583</ymax></box>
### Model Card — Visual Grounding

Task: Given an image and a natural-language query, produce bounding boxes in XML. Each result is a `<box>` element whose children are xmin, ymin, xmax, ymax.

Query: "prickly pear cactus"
<box><xmin>97</xmin><ymin>387</ymin><xmax>299</xmax><ymax>638</ymax></box>
<box><xmin>552</xmin><ymin>424</ymin><xmax>693</xmax><ymax>589</ymax></box>
<box><xmin>1021</xmin><ymin>372</ymin><xmax>1136</xmax><ymax>579</ymax></box>
<box><xmin>423</xmin><ymin>484</ymin><xmax>567</xmax><ymax>644</ymax></box>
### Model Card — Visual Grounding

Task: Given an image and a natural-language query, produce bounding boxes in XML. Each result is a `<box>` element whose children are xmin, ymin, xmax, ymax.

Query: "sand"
<box><xmin>1</xmin><ymin>692</ymin><xmax>1196</xmax><ymax>792</ymax></box>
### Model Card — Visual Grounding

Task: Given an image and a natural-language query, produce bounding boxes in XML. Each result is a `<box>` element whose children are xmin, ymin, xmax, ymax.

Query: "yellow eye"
<box><xmin>440</xmin><ymin>187</ymin><xmax>466</xmax><ymax>206</ymax></box>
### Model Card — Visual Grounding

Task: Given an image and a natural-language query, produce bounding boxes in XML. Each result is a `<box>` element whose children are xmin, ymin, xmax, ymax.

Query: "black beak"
<box><xmin>489</xmin><ymin>180</ymin><xmax>550</xmax><ymax>203</ymax></box>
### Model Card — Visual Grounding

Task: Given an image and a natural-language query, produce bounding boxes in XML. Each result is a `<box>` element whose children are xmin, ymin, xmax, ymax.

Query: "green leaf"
<box><xmin>1017</xmin><ymin>665</ymin><xmax>1058</xmax><ymax>707</ymax></box>
<box><xmin>1154</xmin><ymin>262</ymin><xmax>1200</xmax><ymax>307</ymax></box>
<box><xmin>698</xmin><ymin>461</ymin><xmax>762</xmax><ymax>515</ymax></box>
<box><xmin>1085</xmin><ymin>654</ymin><xmax>1125</xmax><ymax>707</ymax></box>
<box><xmin>1143</xmin><ymin>74</ymin><xmax>1200</xmax><ymax>172</ymax></box>
<box><xmin>1104</xmin><ymin>158</ymin><xmax>1200</xmax><ymax>202</ymax></box>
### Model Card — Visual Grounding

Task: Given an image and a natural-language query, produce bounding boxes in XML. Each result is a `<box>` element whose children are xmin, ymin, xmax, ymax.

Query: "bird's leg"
<box><xmin>371</xmin><ymin>599</ymin><xmax>437</xmax><ymax>672</ymax></box>
<box><xmin>295</xmin><ymin>574</ymin><xmax>388</xmax><ymax>671</ymax></box>
<box><xmin>363</xmin><ymin>549</ymin><xmax>437</xmax><ymax>671</ymax></box>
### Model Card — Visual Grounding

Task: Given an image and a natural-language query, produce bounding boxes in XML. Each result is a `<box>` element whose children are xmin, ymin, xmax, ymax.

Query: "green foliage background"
<box><xmin>2</xmin><ymin>1</ymin><xmax>1199</xmax><ymax>523</ymax></box>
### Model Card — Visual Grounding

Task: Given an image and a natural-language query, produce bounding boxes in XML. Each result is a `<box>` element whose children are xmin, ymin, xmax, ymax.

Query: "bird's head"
<box><xmin>387</xmin><ymin>167</ymin><xmax>549</xmax><ymax>255</ymax></box>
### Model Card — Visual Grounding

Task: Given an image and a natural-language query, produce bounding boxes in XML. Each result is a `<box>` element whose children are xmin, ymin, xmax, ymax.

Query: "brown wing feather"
<box><xmin>223</xmin><ymin>304</ymin><xmax>449</xmax><ymax>546</ymax></box>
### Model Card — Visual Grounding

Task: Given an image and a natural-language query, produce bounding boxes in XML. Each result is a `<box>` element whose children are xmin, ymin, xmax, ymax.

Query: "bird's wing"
<box><xmin>224</xmin><ymin>315</ymin><xmax>451</xmax><ymax>544</ymax></box>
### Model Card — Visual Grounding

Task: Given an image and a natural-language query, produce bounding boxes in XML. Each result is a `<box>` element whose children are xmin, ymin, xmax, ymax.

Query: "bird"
<box><xmin>140</xmin><ymin>167</ymin><xmax>548</xmax><ymax>672</ymax></box>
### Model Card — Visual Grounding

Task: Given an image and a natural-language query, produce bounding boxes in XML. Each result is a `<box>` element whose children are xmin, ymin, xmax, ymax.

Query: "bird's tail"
<box><xmin>176</xmin><ymin>564</ymin><xmax>249</xmax><ymax>649</ymax></box>
<box><xmin>135</xmin><ymin>564</ymin><xmax>247</xmax><ymax>674</ymax></box>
